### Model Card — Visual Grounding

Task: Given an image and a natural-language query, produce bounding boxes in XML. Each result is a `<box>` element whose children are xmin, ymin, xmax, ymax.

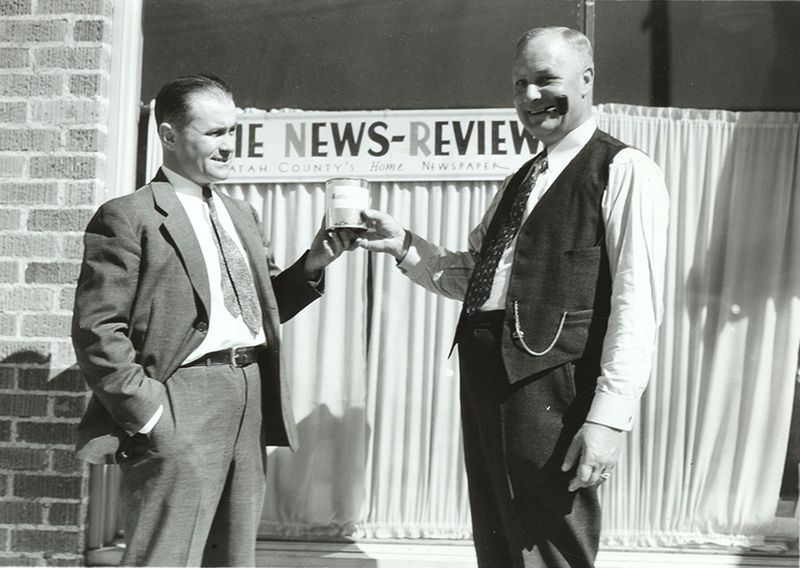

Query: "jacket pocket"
<box><xmin>115</xmin><ymin>432</ymin><xmax>149</xmax><ymax>463</ymax></box>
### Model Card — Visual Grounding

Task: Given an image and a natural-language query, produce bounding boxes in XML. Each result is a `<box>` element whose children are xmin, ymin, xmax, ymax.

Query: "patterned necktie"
<box><xmin>463</xmin><ymin>151</ymin><xmax>548</xmax><ymax>315</ymax></box>
<box><xmin>203</xmin><ymin>187</ymin><xmax>262</xmax><ymax>334</ymax></box>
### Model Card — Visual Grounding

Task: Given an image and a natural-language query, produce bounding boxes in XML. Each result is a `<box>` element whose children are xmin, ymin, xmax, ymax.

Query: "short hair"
<box><xmin>154</xmin><ymin>73</ymin><xmax>233</xmax><ymax>130</ymax></box>
<box><xmin>515</xmin><ymin>27</ymin><xmax>594</xmax><ymax>70</ymax></box>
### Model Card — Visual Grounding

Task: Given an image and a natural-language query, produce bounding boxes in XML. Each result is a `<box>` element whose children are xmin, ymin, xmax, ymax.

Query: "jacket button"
<box><xmin>197</xmin><ymin>322</ymin><xmax>208</xmax><ymax>333</ymax></box>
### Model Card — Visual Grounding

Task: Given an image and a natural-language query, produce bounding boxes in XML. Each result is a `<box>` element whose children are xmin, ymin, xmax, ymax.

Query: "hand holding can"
<box><xmin>325</xmin><ymin>178</ymin><xmax>370</xmax><ymax>232</ymax></box>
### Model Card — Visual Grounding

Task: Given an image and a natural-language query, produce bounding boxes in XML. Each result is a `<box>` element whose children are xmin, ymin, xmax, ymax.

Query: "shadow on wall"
<box><xmin>0</xmin><ymin>350</ymin><xmax>90</xmax><ymax>565</ymax></box>
<box><xmin>684</xmin><ymin>119</ymin><xmax>800</xmax><ymax>528</ymax></box>
<box><xmin>260</xmin><ymin>403</ymin><xmax>372</xmax><ymax>543</ymax></box>
<box><xmin>637</xmin><ymin>1</ymin><xmax>800</xmax><ymax>112</ymax></box>
<box><xmin>762</xmin><ymin>3</ymin><xmax>800</xmax><ymax>111</ymax></box>
<box><xmin>2</xmin><ymin>349</ymin><xmax>87</xmax><ymax>449</ymax></box>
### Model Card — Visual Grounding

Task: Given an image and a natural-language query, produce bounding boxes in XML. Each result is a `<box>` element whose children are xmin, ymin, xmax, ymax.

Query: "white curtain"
<box><xmin>185</xmin><ymin>103</ymin><xmax>800</xmax><ymax>547</ymax></box>
<box><xmin>357</xmin><ymin>180</ymin><xmax>496</xmax><ymax>539</ymax></box>
<box><xmin>221</xmin><ymin>182</ymin><xmax>372</xmax><ymax>538</ymax></box>
<box><xmin>594</xmin><ymin>105</ymin><xmax>800</xmax><ymax>547</ymax></box>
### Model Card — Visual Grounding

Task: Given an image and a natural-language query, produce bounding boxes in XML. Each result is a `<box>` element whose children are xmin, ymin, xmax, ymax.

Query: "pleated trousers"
<box><xmin>117</xmin><ymin>362</ymin><xmax>266</xmax><ymax>567</ymax></box>
<box><xmin>458</xmin><ymin>311</ymin><xmax>601</xmax><ymax>568</ymax></box>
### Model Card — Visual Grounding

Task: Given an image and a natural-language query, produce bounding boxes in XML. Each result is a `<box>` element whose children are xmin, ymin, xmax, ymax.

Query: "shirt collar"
<box><xmin>161</xmin><ymin>165</ymin><xmax>205</xmax><ymax>199</ymax></box>
<box><xmin>542</xmin><ymin>116</ymin><xmax>597</xmax><ymax>175</ymax></box>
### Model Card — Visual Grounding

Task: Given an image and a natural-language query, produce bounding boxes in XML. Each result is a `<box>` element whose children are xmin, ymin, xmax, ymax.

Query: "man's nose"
<box><xmin>524</xmin><ymin>84</ymin><xmax>542</xmax><ymax>102</ymax></box>
<box><xmin>219</xmin><ymin>131</ymin><xmax>235</xmax><ymax>152</ymax></box>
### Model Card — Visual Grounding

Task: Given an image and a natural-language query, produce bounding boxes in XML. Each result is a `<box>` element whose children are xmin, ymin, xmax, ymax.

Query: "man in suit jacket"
<box><xmin>357</xmin><ymin>28</ymin><xmax>669</xmax><ymax>567</ymax></box>
<box><xmin>72</xmin><ymin>74</ymin><xmax>355</xmax><ymax>566</ymax></box>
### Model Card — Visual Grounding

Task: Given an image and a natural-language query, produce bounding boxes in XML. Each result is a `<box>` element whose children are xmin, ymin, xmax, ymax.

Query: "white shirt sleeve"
<box><xmin>397</xmin><ymin>175</ymin><xmax>512</xmax><ymax>299</ymax></box>
<box><xmin>586</xmin><ymin>148</ymin><xmax>669</xmax><ymax>431</ymax></box>
<box><xmin>138</xmin><ymin>404</ymin><xmax>163</xmax><ymax>435</ymax></box>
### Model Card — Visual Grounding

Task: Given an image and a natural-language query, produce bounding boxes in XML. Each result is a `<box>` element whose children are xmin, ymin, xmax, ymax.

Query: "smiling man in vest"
<box><xmin>358</xmin><ymin>27</ymin><xmax>669</xmax><ymax>567</ymax></box>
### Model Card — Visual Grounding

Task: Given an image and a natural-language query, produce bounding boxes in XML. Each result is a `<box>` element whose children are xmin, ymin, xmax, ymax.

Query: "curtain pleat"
<box><xmin>224</xmin><ymin>183</ymin><xmax>371</xmax><ymax>538</ymax></box>
<box><xmin>595</xmin><ymin>105</ymin><xmax>800</xmax><ymax>547</ymax></box>
<box><xmin>198</xmin><ymin>104</ymin><xmax>799</xmax><ymax>548</ymax></box>
<box><xmin>358</xmin><ymin>181</ymin><xmax>496</xmax><ymax>538</ymax></box>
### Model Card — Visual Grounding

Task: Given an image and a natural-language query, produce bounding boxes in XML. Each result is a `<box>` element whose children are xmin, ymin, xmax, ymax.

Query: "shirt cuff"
<box><xmin>585</xmin><ymin>390</ymin><xmax>639</xmax><ymax>431</ymax></box>
<box><xmin>138</xmin><ymin>404</ymin><xmax>163</xmax><ymax>435</ymax></box>
<box><xmin>396</xmin><ymin>233</ymin><xmax>426</xmax><ymax>276</ymax></box>
<box><xmin>308</xmin><ymin>274</ymin><xmax>324</xmax><ymax>290</ymax></box>
<box><xmin>301</xmin><ymin>250</ymin><xmax>325</xmax><ymax>293</ymax></box>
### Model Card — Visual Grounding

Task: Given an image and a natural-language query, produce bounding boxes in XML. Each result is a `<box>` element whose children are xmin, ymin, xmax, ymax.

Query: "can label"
<box><xmin>325</xmin><ymin>178</ymin><xmax>369</xmax><ymax>230</ymax></box>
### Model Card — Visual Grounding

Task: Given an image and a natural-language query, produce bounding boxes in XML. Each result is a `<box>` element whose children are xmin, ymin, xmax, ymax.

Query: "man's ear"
<box><xmin>159</xmin><ymin>122</ymin><xmax>178</xmax><ymax>150</ymax></box>
<box><xmin>581</xmin><ymin>66</ymin><xmax>595</xmax><ymax>98</ymax></box>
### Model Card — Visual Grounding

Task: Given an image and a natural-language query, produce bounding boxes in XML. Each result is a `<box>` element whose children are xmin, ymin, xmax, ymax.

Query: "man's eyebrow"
<box><xmin>203</xmin><ymin>124</ymin><xmax>232</xmax><ymax>134</ymax></box>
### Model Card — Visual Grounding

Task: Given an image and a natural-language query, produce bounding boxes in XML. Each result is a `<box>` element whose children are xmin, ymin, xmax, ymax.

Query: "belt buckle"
<box><xmin>232</xmin><ymin>346</ymin><xmax>255</xmax><ymax>367</ymax></box>
<box><xmin>230</xmin><ymin>347</ymin><xmax>243</xmax><ymax>367</ymax></box>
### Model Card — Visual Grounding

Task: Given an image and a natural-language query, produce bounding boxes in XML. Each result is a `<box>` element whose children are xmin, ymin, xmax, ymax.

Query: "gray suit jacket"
<box><xmin>72</xmin><ymin>169</ymin><xmax>319</xmax><ymax>463</ymax></box>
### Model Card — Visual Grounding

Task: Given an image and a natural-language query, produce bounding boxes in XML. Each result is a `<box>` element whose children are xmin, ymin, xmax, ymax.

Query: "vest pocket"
<box><xmin>511</xmin><ymin>304</ymin><xmax>595</xmax><ymax>357</ymax></box>
<box><xmin>562</xmin><ymin>246</ymin><xmax>605</xmax><ymax>307</ymax></box>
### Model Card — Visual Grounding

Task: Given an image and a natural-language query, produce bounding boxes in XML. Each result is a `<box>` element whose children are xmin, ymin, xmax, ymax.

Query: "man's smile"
<box><xmin>525</xmin><ymin>105</ymin><xmax>557</xmax><ymax>117</ymax></box>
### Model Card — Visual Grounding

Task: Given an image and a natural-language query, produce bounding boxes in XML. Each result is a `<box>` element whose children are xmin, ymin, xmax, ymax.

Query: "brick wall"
<box><xmin>0</xmin><ymin>0</ymin><xmax>115</xmax><ymax>565</ymax></box>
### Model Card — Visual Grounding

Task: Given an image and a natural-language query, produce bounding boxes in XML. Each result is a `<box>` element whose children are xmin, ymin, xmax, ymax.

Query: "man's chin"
<box><xmin>527</xmin><ymin>121</ymin><xmax>562</xmax><ymax>146</ymax></box>
<box><xmin>207</xmin><ymin>165</ymin><xmax>232</xmax><ymax>182</ymax></box>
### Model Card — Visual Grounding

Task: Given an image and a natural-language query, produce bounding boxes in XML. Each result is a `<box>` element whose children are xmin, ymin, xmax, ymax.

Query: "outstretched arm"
<box><xmin>267</xmin><ymin>218</ymin><xmax>359</xmax><ymax>323</ymax></box>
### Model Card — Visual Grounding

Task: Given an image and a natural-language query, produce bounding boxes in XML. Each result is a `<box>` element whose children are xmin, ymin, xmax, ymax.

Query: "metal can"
<box><xmin>325</xmin><ymin>178</ymin><xmax>370</xmax><ymax>231</ymax></box>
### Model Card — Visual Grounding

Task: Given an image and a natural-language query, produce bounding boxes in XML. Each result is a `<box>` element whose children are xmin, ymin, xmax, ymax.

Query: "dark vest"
<box><xmin>463</xmin><ymin>128</ymin><xmax>627</xmax><ymax>384</ymax></box>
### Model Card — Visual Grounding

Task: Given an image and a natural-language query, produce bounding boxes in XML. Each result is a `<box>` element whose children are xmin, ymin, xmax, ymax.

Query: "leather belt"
<box><xmin>183</xmin><ymin>344</ymin><xmax>265</xmax><ymax>368</ymax></box>
<box><xmin>463</xmin><ymin>309</ymin><xmax>504</xmax><ymax>326</ymax></box>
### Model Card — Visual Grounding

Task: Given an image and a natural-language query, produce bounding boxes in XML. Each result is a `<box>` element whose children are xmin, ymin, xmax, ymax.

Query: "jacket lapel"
<box><xmin>150</xmin><ymin>172</ymin><xmax>212</xmax><ymax>318</ymax></box>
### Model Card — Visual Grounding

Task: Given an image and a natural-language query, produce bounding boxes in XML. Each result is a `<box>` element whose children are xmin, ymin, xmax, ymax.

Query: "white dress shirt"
<box><xmin>398</xmin><ymin>116</ymin><xmax>669</xmax><ymax>431</ymax></box>
<box><xmin>139</xmin><ymin>167</ymin><xmax>267</xmax><ymax>434</ymax></box>
<box><xmin>163</xmin><ymin>166</ymin><xmax>266</xmax><ymax>363</ymax></box>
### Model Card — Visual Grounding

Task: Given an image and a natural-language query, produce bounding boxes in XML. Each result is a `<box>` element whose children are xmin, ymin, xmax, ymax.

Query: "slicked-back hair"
<box><xmin>154</xmin><ymin>73</ymin><xmax>233</xmax><ymax>131</ymax></box>
<box><xmin>515</xmin><ymin>27</ymin><xmax>594</xmax><ymax>70</ymax></box>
